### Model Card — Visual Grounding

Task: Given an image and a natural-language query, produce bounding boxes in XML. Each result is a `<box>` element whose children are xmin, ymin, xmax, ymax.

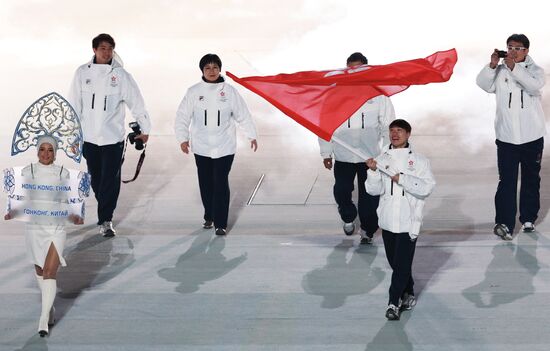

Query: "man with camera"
<box><xmin>477</xmin><ymin>34</ymin><xmax>546</xmax><ymax>240</ymax></box>
<box><xmin>69</xmin><ymin>33</ymin><xmax>151</xmax><ymax>237</ymax></box>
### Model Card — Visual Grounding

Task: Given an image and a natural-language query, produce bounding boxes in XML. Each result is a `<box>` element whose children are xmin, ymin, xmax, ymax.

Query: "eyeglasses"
<box><xmin>507</xmin><ymin>46</ymin><xmax>526</xmax><ymax>51</ymax></box>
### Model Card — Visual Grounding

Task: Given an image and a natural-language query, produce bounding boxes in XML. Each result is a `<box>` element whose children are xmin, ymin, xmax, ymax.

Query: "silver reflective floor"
<box><xmin>1</xmin><ymin>133</ymin><xmax>549</xmax><ymax>351</ymax></box>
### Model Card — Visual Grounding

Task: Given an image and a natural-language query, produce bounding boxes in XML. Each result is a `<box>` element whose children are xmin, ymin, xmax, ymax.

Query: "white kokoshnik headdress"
<box><xmin>11</xmin><ymin>92</ymin><xmax>83</xmax><ymax>163</ymax></box>
<box><xmin>4</xmin><ymin>92</ymin><xmax>89</xmax><ymax>225</ymax></box>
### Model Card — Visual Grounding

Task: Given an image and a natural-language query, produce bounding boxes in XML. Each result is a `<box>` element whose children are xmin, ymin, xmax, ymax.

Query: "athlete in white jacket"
<box><xmin>476</xmin><ymin>34</ymin><xmax>546</xmax><ymax>240</ymax></box>
<box><xmin>175</xmin><ymin>54</ymin><xmax>257</xmax><ymax>235</ymax></box>
<box><xmin>365</xmin><ymin>119</ymin><xmax>435</xmax><ymax>320</ymax></box>
<box><xmin>68</xmin><ymin>34</ymin><xmax>151</xmax><ymax>237</ymax></box>
<box><xmin>319</xmin><ymin>52</ymin><xmax>395</xmax><ymax>243</ymax></box>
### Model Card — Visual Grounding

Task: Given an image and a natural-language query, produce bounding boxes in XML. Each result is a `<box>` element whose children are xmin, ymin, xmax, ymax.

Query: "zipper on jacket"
<box><xmin>508</xmin><ymin>92</ymin><xmax>512</xmax><ymax>108</ymax></box>
<box><xmin>103</xmin><ymin>96</ymin><xmax>107</xmax><ymax>111</ymax></box>
<box><xmin>91</xmin><ymin>94</ymin><xmax>95</xmax><ymax>109</ymax></box>
<box><xmin>521</xmin><ymin>90</ymin><xmax>524</xmax><ymax>108</ymax></box>
<box><xmin>390</xmin><ymin>180</ymin><xmax>393</xmax><ymax>196</ymax></box>
<box><xmin>361</xmin><ymin>113</ymin><xmax>365</xmax><ymax>129</ymax></box>
<box><xmin>347</xmin><ymin>118</ymin><xmax>351</xmax><ymax>128</ymax></box>
<box><xmin>217</xmin><ymin>110</ymin><xmax>220</xmax><ymax>126</ymax></box>
<box><xmin>204</xmin><ymin>110</ymin><xmax>207</xmax><ymax>126</ymax></box>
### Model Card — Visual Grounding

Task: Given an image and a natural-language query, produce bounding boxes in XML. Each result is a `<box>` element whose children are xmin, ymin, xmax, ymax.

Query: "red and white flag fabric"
<box><xmin>227</xmin><ymin>49</ymin><xmax>457</xmax><ymax>141</ymax></box>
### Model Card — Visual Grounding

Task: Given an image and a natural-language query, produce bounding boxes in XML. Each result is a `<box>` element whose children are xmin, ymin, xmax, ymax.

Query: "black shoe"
<box><xmin>215</xmin><ymin>228</ymin><xmax>226</xmax><ymax>236</ymax></box>
<box><xmin>385</xmin><ymin>304</ymin><xmax>400</xmax><ymax>320</ymax></box>
<box><xmin>360</xmin><ymin>237</ymin><xmax>372</xmax><ymax>245</ymax></box>
<box><xmin>100</xmin><ymin>221</ymin><xmax>116</xmax><ymax>238</ymax></box>
<box><xmin>493</xmin><ymin>223</ymin><xmax>512</xmax><ymax>240</ymax></box>
<box><xmin>360</xmin><ymin>229</ymin><xmax>373</xmax><ymax>245</ymax></box>
<box><xmin>203</xmin><ymin>220</ymin><xmax>214</xmax><ymax>229</ymax></box>
<box><xmin>343</xmin><ymin>222</ymin><xmax>355</xmax><ymax>236</ymax></box>
<box><xmin>400</xmin><ymin>293</ymin><xmax>416</xmax><ymax>311</ymax></box>
<box><xmin>39</xmin><ymin>330</ymin><xmax>48</xmax><ymax>337</ymax></box>
<box><xmin>522</xmin><ymin>222</ymin><xmax>535</xmax><ymax>233</ymax></box>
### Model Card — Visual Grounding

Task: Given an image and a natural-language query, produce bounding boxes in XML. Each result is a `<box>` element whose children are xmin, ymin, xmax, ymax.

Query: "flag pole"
<box><xmin>331</xmin><ymin>135</ymin><xmax>393</xmax><ymax>177</ymax></box>
<box><xmin>331</xmin><ymin>135</ymin><xmax>369</xmax><ymax>160</ymax></box>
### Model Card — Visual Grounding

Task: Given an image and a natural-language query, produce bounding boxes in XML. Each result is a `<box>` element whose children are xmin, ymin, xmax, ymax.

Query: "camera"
<box><xmin>497</xmin><ymin>50</ymin><xmax>507</xmax><ymax>58</ymax></box>
<box><xmin>128</xmin><ymin>122</ymin><xmax>144</xmax><ymax>150</ymax></box>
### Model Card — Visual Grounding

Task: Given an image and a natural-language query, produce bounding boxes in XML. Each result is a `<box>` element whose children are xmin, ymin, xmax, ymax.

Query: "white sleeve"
<box><xmin>174</xmin><ymin>90</ymin><xmax>194</xmax><ymax>143</ymax></box>
<box><xmin>365</xmin><ymin>169</ymin><xmax>384</xmax><ymax>196</ymax></box>
<box><xmin>231</xmin><ymin>88</ymin><xmax>257</xmax><ymax>140</ymax></box>
<box><xmin>318</xmin><ymin>138</ymin><xmax>333</xmax><ymax>159</ymax></box>
<box><xmin>510</xmin><ymin>64</ymin><xmax>545</xmax><ymax>95</ymax></box>
<box><xmin>476</xmin><ymin>64</ymin><xmax>498</xmax><ymax>93</ymax></box>
<box><xmin>122</xmin><ymin>73</ymin><xmax>151</xmax><ymax>134</ymax></box>
<box><xmin>67</xmin><ymin>68</ymin><xmax>83</xmax><ymax>117</ymax></box>
<box><xmin>398</xmin><ymin>158</ymin><xmax>436</xmax><ymax>198</ymax></box>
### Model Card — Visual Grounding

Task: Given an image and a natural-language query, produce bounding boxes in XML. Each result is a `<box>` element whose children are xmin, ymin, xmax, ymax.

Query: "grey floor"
<box><xmin>1</xmin><ymin>131</ymin><xmax>550</xmax><ymax>351</ymax></box>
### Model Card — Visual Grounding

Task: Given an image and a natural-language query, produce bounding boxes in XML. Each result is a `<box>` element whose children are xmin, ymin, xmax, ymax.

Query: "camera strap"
<box><xmin>121</xmin><ymin>136</ymin><xmax>147</xmax><ymax>184</ymax></box>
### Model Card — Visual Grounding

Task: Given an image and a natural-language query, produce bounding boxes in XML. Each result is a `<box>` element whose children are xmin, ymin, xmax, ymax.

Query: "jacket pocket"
<box><xmin>81</xmin><ymin>85</ymin><xmax>94</xmax><ymax>110</ymax></box>
<box><xmin>104</xmin><ymin>93</ymin><xmax>121</xmax><ymax>112</ymax></box>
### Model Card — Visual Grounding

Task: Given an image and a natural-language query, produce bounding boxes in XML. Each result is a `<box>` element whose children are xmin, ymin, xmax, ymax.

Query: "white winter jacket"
<box><xmin>68</xmin><ymin>57</ymin><xmax>152</xmax><ymax>146</ymax></box>
<box><xmin>365</xmin><ymin>144</ymin><xmax>435</xmax><ymax>239</ymax></box>
<box><xmin>319</xmin><ymin>95</ymin><xmax>394</xmax><ymax>162</ymax></box>
<box><xmin>476</xmin><ymin>56</ymin><xmax>546</xmax><ymax>145</ymax></box>
<box><xmin>174</xmin><ymin>79</ymin><xmax>257</xmax><ymax>159</ymax></box>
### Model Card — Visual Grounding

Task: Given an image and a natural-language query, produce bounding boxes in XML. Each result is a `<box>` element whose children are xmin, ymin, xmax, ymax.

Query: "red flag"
<box><xmin>227</xmin><ymin>49</ymin><xmax>457</xmax><ymax>141</ymax></box>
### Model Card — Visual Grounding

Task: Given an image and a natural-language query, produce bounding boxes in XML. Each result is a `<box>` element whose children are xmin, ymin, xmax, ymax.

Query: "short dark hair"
<box><xmin>199</xmin><ymin>54</ymin><xmax>222</xmax><ymax>71</ymax></box>
<box><xmin>507</xmin><ymin>34</ymin><xmax>530</xmax><ymax>49</ymax></box>
<box><xmin>389</xmin><ymin>119</ymin><xmax>412</xmax><ymax>133</ymax></box>
<box><xmin>92</xmin><ymin>33</ymin><xmax>115</xmax><ymax>49</ymax></box>
<box><xmin>346</xmin><ymin>52</ymin><xmax>368</xmax><ymax>65</ymax></box>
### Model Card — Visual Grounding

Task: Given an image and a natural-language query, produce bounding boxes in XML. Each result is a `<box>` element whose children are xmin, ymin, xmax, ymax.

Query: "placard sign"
<box><xmin>3</xmin><ymin>167</ymin><xmax>90</xmax><ymax>225</ymax></box>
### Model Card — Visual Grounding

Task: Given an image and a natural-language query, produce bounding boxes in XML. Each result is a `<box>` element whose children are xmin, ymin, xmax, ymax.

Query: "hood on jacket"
<box><xmin>87</xmin><ymin>51</ymin><xmax>124</xmax><ymax>71</ymax></box>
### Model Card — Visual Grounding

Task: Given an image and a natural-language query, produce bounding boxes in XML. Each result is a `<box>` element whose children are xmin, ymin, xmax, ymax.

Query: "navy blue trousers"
<box><xmin>495</xmin><ymin>138</ymin><xmax>543</xmax><ymax>232</ymax></box>
<box><xmin>382</xmin><ymin>230</ymin><xmax>417</xmax><ymax>306</ymax></box>
<box><xmin>82</xmin><ymin>141</ymin><xmax>124</xmax><ymax>225</ymax></box>
<box><xmin>333</xmin><ymin>161</ymin><xmax>379</xmax><ymax>235</ymax></box>
<box><xmin>194</xmin><ymin>154</ymin><xmax>234</xmax><ymax>229</ymax></box>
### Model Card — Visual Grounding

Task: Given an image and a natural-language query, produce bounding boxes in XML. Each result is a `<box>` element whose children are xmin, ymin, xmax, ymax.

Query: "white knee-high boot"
<box><xmin>35</xmin><ymin>274</ymin><xmax>43</xmax><ymax>290</ymax></box>
<box><xmin>38</xmin><ymin>279</ymin><xmax>57</xmax><ymax>336</ymax></box>
<box><xmin>35</xmin><ymin>274</ymin><xmax>55</xmax><ymax>326</ymax></box>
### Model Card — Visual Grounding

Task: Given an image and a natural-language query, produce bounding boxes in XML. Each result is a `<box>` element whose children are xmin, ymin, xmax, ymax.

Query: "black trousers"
<box><xmin>194</xmin><ymin>154</ymin><xmax>234</xmax><ymax>229</ymax></box>
<box><xmin>382</xmin><ymin>230</ymin><xmax>417</xmax><ymax>306</ymax></box>
<box><xmin>495</xmin><ymin>138</ymin><xmax>543</xmax><ymax>232</ymax></box>
<box><xmin>82</xmin><ymin>141</ymin><xmax>124</xmax><ymax>225</ymax></box>
<box><xmin>333</xmin><ymin>161</ymin><xmax>379</xmax><ymax>235</ymax></box>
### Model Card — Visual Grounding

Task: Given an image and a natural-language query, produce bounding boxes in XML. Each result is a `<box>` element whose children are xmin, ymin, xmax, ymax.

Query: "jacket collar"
<box><xmin>202</xmin><ymin>75</ymin><xmax>225</xmax><ymax>84</ymax></box>
<box><xmin>382</xmin><ymin>142</ymin><xmax>413</xmax><ymax>153</ymax></box>
<box><xmin>87</xmin><ymin>56</ymin><xmax>123</xmax><ymax>71</ymax></box>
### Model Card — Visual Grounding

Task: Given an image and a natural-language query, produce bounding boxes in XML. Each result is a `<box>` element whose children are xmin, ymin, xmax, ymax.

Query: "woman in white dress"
<box><xmin>5</xmin><ymin>135</ymin><xmax>83</xmax><ymax>337</ymax></box>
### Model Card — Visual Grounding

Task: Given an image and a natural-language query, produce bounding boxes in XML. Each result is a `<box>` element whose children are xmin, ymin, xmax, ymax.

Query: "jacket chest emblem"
<box><xmin>110</xmin><ymin>75</ymin><xmax>118</xmax><ymax>87</ymax></box>
<box><xmin>219</xmin><ymin>91</ymin><xmax>227</xmax><ymax>103</ymax></box>
<box><xmin>407</xmin><ymin>159</ymin><xmax>415</xmax><ymax>171</ymax></box>
<box><xmin>85</xmin><ymin>79</ymin><xmax>91</xmax><ymax>85</ymax></box>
